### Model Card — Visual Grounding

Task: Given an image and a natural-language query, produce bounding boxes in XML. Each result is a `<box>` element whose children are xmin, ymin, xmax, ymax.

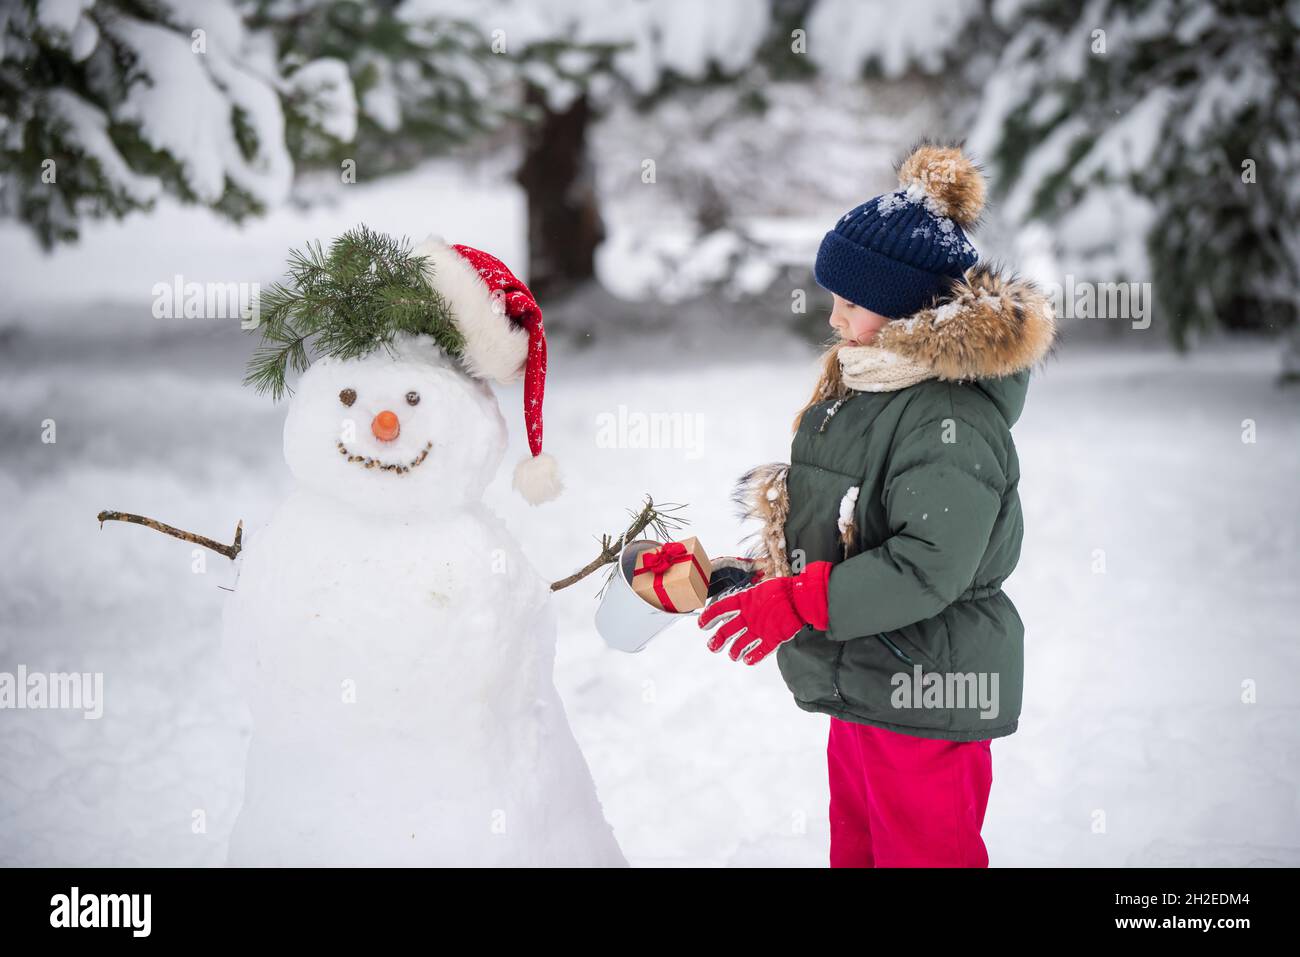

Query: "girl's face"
<box><xmin>829</xmin><ymin>294</ymin><xmax>890</xmax><ymax>345</ymax></box>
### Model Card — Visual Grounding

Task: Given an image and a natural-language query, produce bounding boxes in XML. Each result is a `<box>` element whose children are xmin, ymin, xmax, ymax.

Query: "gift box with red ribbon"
<box><xmin>630</xmin><ymin>537</ymin><xmax>712</xmax><ymax>613</ymax></box>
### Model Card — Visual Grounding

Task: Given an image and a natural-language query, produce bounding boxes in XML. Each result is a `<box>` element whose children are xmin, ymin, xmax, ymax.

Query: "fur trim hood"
<box><xmin>732</xmin><ymin>463</ymin><xmax>792</xmax><ymax>580</ymax></box>
<box><xmin>874</xmin><ymin>263</ymin><xmax>1056</xmax><ymax>381</ymax></box>
<box><xmin>793</xmin><ymin>262</ymin><xmax>1056</xmax><ymax>435</ymax></box>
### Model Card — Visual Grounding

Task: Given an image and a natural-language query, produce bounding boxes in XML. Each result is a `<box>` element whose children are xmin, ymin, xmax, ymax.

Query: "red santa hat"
<box><xmin>413</xmin><ymin>236</ymin><xmax>561</xmax><ymax>505</ymax></box>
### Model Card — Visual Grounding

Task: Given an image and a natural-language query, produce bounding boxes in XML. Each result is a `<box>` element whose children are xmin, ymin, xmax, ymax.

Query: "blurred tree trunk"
<box><xmin>515</xmin><ymin>85</ymin><xmax>604</xmax><ymax>300</ymax></box>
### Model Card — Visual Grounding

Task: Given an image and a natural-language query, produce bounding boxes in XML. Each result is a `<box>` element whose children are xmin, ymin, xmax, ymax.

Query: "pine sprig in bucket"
<box><xmin>550</xmin><ymin>496</ymin><xmax>689</xmax><ymax>593</ymax></box>
<box><xmin>245</xmin><ymin>226</ymin><xmax>464</xmax><ymax>399</ymax></box>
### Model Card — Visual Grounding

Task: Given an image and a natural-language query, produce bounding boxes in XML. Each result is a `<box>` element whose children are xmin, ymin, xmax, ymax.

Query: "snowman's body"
<box><xmin>222</xmin><ymin>338</ymin><xmax>624</xmax><ymax>866</ymax></box>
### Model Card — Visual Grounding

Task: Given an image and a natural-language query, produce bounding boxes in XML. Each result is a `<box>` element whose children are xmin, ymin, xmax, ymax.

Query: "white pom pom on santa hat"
<box><xmin>414</xmin><ymin>235</ymin><xmax>563</xmax><ymax>505</ymax></box>
<box><xmin>513</xmin><ymin>451</ymin><xmax>563</xmax><ymax>505</ymax></box>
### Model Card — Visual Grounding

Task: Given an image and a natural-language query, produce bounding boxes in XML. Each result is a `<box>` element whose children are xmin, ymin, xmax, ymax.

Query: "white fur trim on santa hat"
<box><xmin>513</xmin><ymin>452</ymin><xmax>562</xmax><ymax>505</ymax></box>
<box><xmin>414</xmin><ymin>235</ymin><xmax>529</xmax><ymax>384</ymax></box>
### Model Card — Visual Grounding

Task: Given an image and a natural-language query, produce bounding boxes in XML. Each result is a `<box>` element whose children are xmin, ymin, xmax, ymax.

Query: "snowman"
<box><xmin>215</xmin><ymin>229</ymin><xmax>625</xmax><ymax>866</ymax></box>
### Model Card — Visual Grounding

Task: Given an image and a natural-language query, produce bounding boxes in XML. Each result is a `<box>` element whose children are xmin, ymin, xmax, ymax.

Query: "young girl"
<box><xmin>699</xmin><ymin>144</ymin><xmax>1056</xmax><ymax>868</ymax></box>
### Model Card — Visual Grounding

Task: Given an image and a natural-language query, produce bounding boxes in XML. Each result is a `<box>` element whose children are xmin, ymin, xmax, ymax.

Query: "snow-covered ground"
<box><xmin>1</xmin><ymin>317</ymin><xmax>1297</xmax><ymax>867</ymax></box>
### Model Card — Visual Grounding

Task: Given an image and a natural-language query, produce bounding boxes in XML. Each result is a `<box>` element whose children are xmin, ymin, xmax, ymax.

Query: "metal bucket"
<box><xmin>594</xmin><ymin>539</ymin><xmax>696</xmax><ymax>653</ymax></box>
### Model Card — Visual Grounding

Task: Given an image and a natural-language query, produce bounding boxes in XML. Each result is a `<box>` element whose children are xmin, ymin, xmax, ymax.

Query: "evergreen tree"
<box><xmin>439</xmin><ymin>0</ymin><xmax>780</xmax><ymax>298</ymax></box>
<box><xmin>964</xmin><ymin>0</ymin><xmax>1299</xmax><ymax>347</ymax></box>
<box><xmin>0</xmin><ymin>0</ymin><xmax>343</xmax><ymax>246</ymax></box>
<box><xmin>247</xmin><ymin>0</ymin><xmax>511</xmax><ymax>176</ymax></box>
<box><xmin>0</xmin><ymin>0</ymin><xmax>506</xmax><ymax>248</ymax></box>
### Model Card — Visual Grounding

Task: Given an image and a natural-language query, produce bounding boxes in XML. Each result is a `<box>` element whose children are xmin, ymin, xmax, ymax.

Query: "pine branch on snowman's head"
<box><xmin>247</xmin><ymin>226</ymin><xmax>562</xmax><ymax>505</ymax></box>
<box><xmin>244</xmin><ymin>226</ymin><xmax>465</xmax><ymax>399</ymax></box>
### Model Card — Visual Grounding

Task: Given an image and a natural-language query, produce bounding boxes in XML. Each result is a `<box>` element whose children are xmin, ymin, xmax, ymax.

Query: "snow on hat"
<box><xmin>414</xmin><ymin>237</ymin><xmax>561</xmax><ymax>505</ymax></box>
<box><xmin>814</xmin><ymin>143</ymin><xmax>985</xmax><ymax>319</ymax></box>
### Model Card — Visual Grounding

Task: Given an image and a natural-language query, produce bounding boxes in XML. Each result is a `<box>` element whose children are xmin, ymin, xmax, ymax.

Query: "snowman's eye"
<box><xmin>339</xmin><ymin>388</ymin><xmax>356</xmax><ymax>407</ymax></box>
<box><xmin>405</xmin><ymin>391</ymin><xmax>420</xmax><ymax>406</ymax></box>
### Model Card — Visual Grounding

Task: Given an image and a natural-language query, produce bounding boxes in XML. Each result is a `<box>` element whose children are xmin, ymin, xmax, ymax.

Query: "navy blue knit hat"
<box><xmin>815</xmin><ymin>144</ymin><xmax>986</xmax><ymax>319</ymax></box>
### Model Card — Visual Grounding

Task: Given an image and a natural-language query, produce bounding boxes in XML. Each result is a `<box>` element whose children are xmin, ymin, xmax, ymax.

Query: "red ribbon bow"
<box><xmin>634</xmin><ymin>542</ymin><xmax>706</xmax><ymax>613</ymax></box>
<box><xmin>641</xmin><ymin>541</ymin><xmax>687</xmax><ymax>575</ymax></box>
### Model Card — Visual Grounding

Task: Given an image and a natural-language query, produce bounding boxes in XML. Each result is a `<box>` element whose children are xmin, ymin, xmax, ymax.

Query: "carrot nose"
<box><xmin>371</xmin><ymin>410</ymin><xmax>400</xmax><ymax>442</ymax></box>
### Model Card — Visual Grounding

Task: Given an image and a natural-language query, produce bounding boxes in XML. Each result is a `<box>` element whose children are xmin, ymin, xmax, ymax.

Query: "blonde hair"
<box><xmin>792</xmin><ymin>341</ymin><xmax>852</xmax><ymax>434</ymax></box>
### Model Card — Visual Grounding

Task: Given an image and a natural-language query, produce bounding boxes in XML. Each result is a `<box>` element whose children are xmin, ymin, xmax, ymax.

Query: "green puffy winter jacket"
<box><xmin>740</xmin><ymin>266</ymin><xmax>1055</xmax><ymax>741</ymax></box>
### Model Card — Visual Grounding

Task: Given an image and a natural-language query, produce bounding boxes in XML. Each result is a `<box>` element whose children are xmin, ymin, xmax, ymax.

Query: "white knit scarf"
<box><xmin>836</xmin><ymin>344</ymin><xmax>937</xmax><ymax>393</ymax></box>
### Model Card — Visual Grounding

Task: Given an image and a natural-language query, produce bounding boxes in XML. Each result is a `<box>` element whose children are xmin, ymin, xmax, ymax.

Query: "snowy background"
<box><xmin>2</xmin><ymin>0</ymin><xmax>1298</xmax><ymax>866</ymax></box>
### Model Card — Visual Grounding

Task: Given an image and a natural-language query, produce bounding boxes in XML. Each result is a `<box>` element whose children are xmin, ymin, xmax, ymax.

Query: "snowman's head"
<box><xmin>283</xmin><ymin>335</ymin><xmax>506</xmax><ymax>515</ymax></box>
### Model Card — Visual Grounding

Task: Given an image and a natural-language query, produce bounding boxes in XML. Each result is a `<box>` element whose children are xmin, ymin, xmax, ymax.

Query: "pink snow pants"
<box><xmin>827</xmin><ymin>717</ymin><xmax>993</xmax><ymax>868</ymax></box>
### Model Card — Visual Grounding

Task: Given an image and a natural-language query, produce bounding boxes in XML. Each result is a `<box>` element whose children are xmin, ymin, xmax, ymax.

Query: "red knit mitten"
<box><xmin>698</xmin><ymin>562</ymin><xmax>831</xmax><ymax>665</ymax></box>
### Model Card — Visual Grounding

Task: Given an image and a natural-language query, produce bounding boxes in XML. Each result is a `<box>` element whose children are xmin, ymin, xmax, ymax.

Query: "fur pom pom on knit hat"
<box><xmin>814</xmin><ymin>143</ymin><xmax>985</xmax><ymax>319</ymax></box>
<box><xmin>414</xmin><ymin>236</ymin><xmax>561</xmax><ymax>505</ymax></box>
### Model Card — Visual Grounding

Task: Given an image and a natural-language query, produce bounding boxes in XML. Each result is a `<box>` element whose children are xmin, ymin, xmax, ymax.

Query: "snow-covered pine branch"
<box><xmin>964</xmin><ymin>0</ymin><xmax>1299</xmax><ymax>349</ymax></box>
<box><xmin>0</xmin><ymin>0</ymin><xmax>506</xmax><ymax>247</ymax></box>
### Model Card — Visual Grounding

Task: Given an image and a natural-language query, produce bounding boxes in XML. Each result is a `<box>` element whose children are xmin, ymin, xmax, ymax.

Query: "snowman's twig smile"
<box><xmin>336</xmin><ymin>440</ymin><xmax>432</xmax><ymax>474</ymax></box>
